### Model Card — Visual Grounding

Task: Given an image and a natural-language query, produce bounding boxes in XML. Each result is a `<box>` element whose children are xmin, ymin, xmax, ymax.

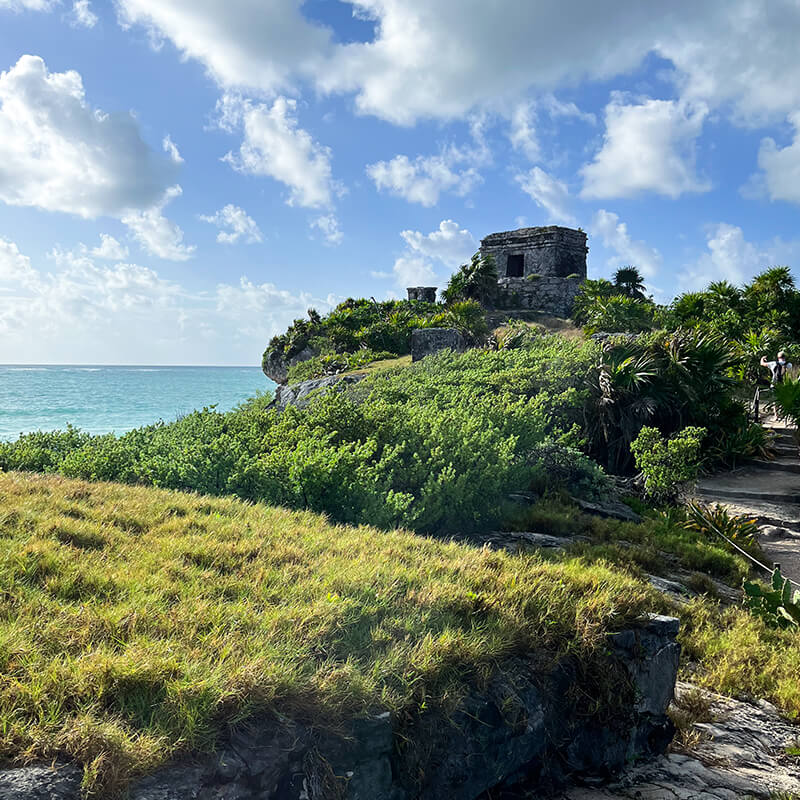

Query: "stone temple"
<box><xmin>481</xmin><ymin>225</ymin><xmax>588</xmax><ymax>317</ymax></box>
<box><xmin>406</xmin><ymin>225</ymin><xmax>588</xmax><ymax>318</ymax></box>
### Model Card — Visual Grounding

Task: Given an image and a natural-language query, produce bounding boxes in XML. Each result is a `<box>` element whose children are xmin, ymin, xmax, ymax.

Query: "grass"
<box><xmin>0</xmin><ymin>471</ymin><xmax>654</xmax><ymax>795</ymax></box>
<box><xmin>503</xmin><ymin>497</ymin><xmax>800</xmax><ymax>721</ymax></box>
<box><xmin>342</xmin><ymin>354</ymin><xmax>413</xmax><ymax>376</ymax></box>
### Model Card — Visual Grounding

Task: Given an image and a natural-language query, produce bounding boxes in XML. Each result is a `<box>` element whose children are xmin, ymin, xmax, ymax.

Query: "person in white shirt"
<box><xmin>761</xmin><ymin>351</ymin><xmax>793</xmax><ymax>385</ymax></box>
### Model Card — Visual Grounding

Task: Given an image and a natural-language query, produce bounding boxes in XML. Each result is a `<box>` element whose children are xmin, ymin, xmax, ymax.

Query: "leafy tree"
<box><xmin>442</xmin><ymin>252</ymin><xmax>498</xmax><ymax>307</ymax></box>
<box><xmin>613</xmin><ymin>266</ymin><xmax>647</xmax><ymax>300</ymax></box>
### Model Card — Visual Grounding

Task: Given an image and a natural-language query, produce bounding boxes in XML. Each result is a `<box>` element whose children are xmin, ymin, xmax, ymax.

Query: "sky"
<box><xmin>1</xmin><ymin>1</ymin><xmax>800</xmax><ymax>365</ymax></box>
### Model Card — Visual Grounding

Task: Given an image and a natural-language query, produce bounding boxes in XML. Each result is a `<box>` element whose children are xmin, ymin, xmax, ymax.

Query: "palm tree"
<box><xmin>613</xmin><ymin>266</ymin><xmax>647</xmax><ymax>300</ymax></box>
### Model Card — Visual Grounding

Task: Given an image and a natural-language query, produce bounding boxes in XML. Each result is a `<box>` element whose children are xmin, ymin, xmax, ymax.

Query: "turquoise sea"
<box><xmin>0</xmin><ymin>365</ymin><xmax>276</xmax><ymax>441</ymax></box>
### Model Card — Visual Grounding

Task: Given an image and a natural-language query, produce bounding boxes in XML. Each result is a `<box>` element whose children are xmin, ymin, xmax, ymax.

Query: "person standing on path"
<box><xmin>761</xmin><ymin>351</ymin><xmax>793</xmax><ymax>386</ymax></box>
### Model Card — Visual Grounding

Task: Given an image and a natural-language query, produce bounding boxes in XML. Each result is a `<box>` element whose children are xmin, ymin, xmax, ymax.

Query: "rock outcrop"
<box><xmin>411</xmin><ymin>327</ymin><xmax>466</xmax><ymax>362</ymax></box>
<box><xmin>262</xmin><ymin>345</ymin><xmax>317</xmax><ymax>384</ymax></box>
<box><xmin>0</xmin><ymin>616</ymin><xmax>680</xmax><ymax>800</ymax></box>
<box><xmin>270</xmin><ymin>373</ymin><xmax>366</xmax><ymax>410</ymax></box>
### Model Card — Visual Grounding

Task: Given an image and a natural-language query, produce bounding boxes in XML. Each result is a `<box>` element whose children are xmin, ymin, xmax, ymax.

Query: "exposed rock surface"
<box><xmin>0</xmin><ymin>616</ymin><xmax>680</xmax><ymax>800</ymax></box>
<box><xmin>560</xmin><ymin>681</ymin><xmax>800</xmax><ymax>800</ymax></box>
<box><xmin>270</xmin><ymin>373</ymin><xmax>366</xmax><ymax>410</ymax></box>
<box><xmin>411</xmin><ymin>327</ymin><xmax>466</xmax><ymax>362</ymax></box>
<box><xmin>262</xmin><ymin>345</ymin><xmax>317</xmax><ymax>384</ymax></box>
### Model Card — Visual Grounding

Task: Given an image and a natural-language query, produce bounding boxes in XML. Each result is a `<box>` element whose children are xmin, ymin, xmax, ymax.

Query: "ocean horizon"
<box><xmin>0</xmin><ymin>364</ymin><xmax>276</xmax><ymax>440</ymax></box>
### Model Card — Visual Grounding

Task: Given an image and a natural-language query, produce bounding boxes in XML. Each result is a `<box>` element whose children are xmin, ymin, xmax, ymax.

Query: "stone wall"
<box><xmin>495</xmin><ymin>275</ymin><xmax>583</xmax><ymax>318</ymax></box>
<box><xmin>407</xmin><ymin>286</ymin><xmax>437</xmax><ymax>303</ymax></box>
<box><xmin>480</xmin><ymin>226</ymin><xmax>588</xmax><ymax>281</ymax></box>
<box><xmin>0</xmin><ymin>615</ymin><xmax>679</xmax><ymax>800</ymax></box>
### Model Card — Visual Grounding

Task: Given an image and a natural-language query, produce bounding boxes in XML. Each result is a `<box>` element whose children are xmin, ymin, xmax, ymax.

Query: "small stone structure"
<box><xmin>411</xmin><ymin>327</ymin><xmax>465</xmax><ymax>362</ymax></box>
<box><xmin>407</xmin><ymin>286</ymin><xmax>437</xmax><ymax>303</ymax></box>
<box><xmin>480</xmin><ymin>226</ymin><xmax>588</xmax><ymax>317</ymax></box>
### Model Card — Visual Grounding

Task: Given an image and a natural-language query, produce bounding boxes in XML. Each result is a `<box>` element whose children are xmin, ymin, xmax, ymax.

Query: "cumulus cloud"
<box><xmin>121</xmin><ymin>186</ymin><xmax>195</xmax><ymax>261</ymax></box>
<box><xmin>0</xmin><ymin>236</ymin><xmax>333</xmax><ymax>364</ymax></box>
<box><xmin>516</xmin><ymin>167</ymin><xmax>575</xmax><ymax>225</ymax></box>
<box><xmin>200</xmin><ymin>204</ymin><xmax>263</xmax><ymax>245</ymax></box>
<box><xmin>591</xmin><ymin>209</ymin><xmax>662</xmax><ymax>279</ymax></box>
<box><xmin>71</xmin><ymin>0</ymin><xmax>96</xmax><ymax>27</ymax></box>
<box><xmin>104</xmin><ymin>1</ymin><xmax>800</xmax><ymax>128</ymax></box>
<box><xmin>220</xmin><ymin>95</ymin><xmax>338</xmax><ymax>209</ymax></box>
<box><xmin>679</xmin><ymin>223</ymin><xmax>800</xmax><ymax>291</ymax></box>
<box><xmin>400</xmin><ymin>219</ymin><xmax>476</xmax><ymax>267</ymax></box>
<box><xmin>84</xmin><ymin>234</ymin><xmax>129</xmax><ymax>260</ymax></box>
<box><xmin>310</xmin><ymin>214</ymin><xmax>343</xmax><ymax>246</ymax></box>
<box><xmin>581</xmin><ymin>96</ymin><xmax>709</xmax><ymax>199</ymax></box>
<box><xmin>754</xmin><ymin>113</ymin><xmax>800</xmax><ymax>205</ymax></box>
<box><xmin>116</xmin><ymin>0</ymin><xmax>330</xmax><ymax>95</ymax></box>
<box><xmin>0</xmin><ymin>55</ymin><xmax>178</xmax><ymax>218</ymax></box>
<box><xmin>367</xmin><ymin>147</ymin><xmax>483</xmax><ymax>207</ymax></box>
<box><xmin>391</xmin><ymin>255</ymin><xmax>437</xmax><ymax>288</ymax></box>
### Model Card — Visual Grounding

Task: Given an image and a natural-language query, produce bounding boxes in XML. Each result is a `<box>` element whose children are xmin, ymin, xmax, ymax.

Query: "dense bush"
<box><xmin>1</xmin><ymin>339</ymin><xmax>604</xmax><ymax>534</ymax></box>
<box><xmin>441</xmin><ymin>252</ymin><xmax>498</xmax><ymax>306</ymax></box>
<box><xmin>264</xmin><ymin>297</ymin><xmax>490</xmax><ymax>382</ymax></box>
<box><xmin>630</xmin><ymin>426</ymin><xmax>705</xmax><ymax>502</ymax></box>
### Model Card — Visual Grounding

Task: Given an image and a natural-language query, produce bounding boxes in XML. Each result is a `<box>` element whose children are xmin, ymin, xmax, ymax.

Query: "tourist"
<box><xmin>761</xmin><ymin>351</ymin><xmax>794</xmax><ymax>386</ymax></box>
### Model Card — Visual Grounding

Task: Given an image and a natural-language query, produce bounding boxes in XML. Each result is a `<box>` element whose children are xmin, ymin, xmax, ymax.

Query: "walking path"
<box><xmin>694</xmin><ymin>420</ymin><xmax>800</xmax><ymax>583</ymax></box>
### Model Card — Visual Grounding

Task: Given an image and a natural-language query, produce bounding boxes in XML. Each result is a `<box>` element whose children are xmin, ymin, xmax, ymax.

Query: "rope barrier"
<box><xmin>688</xmin><ymin>501</ymin><xmax>800</xmax><ymax>589</ymax></box>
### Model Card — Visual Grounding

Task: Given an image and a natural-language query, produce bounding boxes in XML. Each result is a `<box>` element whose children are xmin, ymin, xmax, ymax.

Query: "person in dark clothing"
<box><xmin>761</xmin><ymin>351</ymin><xmax>793</xmax><ymax>385</ymax></box>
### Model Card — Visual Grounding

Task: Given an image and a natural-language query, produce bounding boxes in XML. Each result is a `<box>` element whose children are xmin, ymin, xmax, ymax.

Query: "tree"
<box><xmin>613</xmin><ymin>266</ymin><xmax>647</xmax><ymax>300</ymax></box>
<box><xmin>442</xmin><ymin>252</ymin><xmax>498</xmax><ymax>307</ymax></box>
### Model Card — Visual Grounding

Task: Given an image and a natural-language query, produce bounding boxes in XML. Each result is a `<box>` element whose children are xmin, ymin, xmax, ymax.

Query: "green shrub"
<box><xmin>441</xmin><ymin>252</ymin><xmax>498</xmax><ymax>307</ymax></box>
<box><xmin>287</xmin><ymin>349</ymin><xmax>396</xmax><ymax>382</ymax></box>
<box><xmin>743</xmin><ymin>568</ymin><xmax>800</xmax><ymax>629</ymax></box>
<box><xmin>630</xmin><ymin>426</ymin><xmax>706</xmax><ymax>502</ymax></box>
<box><xmin>774</xmin><ymin>378</ymin><xmax>800</xmax><ymax>428</ymax></box>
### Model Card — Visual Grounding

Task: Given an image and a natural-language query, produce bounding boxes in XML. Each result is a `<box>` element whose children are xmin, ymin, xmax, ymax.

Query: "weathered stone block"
<box><xmin>411</xmin><ymin>327</ymin><xmax>466</xmax><ymax>362</ymax></box>
<box><xmin>406</xmin><ymin>286</ymin><xmax>437</xmax><ymax>303</ymax></box>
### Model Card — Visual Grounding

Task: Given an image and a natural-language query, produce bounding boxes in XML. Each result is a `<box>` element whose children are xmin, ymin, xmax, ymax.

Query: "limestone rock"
<box><xmin>271</xmin><ymin>373</ymin><xmax>366</xmax><ymax>410</ymax></box>
<box><xmin>573</xmin><ymin>497</ymin><xmax>643</xmax><ymax>524</ymax></box>
<box><xmin>411</xmin><ymin>327</ymin><xmax>466</xmax><ymax>362</ymax></box>
<box><xmin>0</xmin><ymin>764</ymin><xmax>82</xmax><ymax>800</ymax></box>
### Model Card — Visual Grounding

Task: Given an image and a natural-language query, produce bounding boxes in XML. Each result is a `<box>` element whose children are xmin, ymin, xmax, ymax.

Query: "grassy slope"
<box><xmin>0</xmin><ymin>471</ymin><xmax>653</xmax><ymax>793</ymax></box>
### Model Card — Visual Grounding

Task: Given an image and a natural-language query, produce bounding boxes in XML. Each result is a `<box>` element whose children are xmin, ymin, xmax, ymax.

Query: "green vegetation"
<box><xmin>264</xmin><ymin>297</ymin><xmax>489</xmax><ymax>383</ymax></box>
<box><xmin>441</xmin><ymin>252</ymin><xmax>498</xmax><ymax>306</ymax></box>
<box><xmin>0</xmin><ymin>471</ymin><xmax>653</xmax><ymax>795</ymax></box>
<box><xmin>630</xmin><ymin>426</ymin><xmax>705</xmax><ymax>502</ymax></box>
<box><xmin>744</xmin><ymin>568</ymin><xmax>800</xmax><ymax>629</ymax></box>
<box><xmin>774</xmin><ymin>378</ymin><xmax>800</xmax><ymax>429</ymax></box>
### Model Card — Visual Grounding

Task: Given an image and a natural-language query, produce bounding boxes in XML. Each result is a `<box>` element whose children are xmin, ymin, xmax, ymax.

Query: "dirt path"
<box><xmin>694</xmin><ymin>421</ymin><xmax>800</xmax><ymax>583</ymax></box>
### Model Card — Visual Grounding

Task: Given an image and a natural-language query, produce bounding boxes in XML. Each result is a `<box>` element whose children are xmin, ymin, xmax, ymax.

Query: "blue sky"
<box><xmin>1</xmin><ymin>0</ymin><xmax>800</xmax><ymax>364</ymax></box>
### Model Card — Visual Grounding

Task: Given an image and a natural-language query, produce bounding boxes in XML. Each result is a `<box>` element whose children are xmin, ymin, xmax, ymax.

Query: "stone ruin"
<box><xmin>406</xmin><ymin>286</ymin><xmax>437</xmax><ymax>303</ymax></box>
<box><xmin>481</xmin><ymin>225</ymin><xmax>588</xmax><ymax>317</ymax></box>
<box><xmin>406</xmin><ymin>226</ymin><xmax>588</xmax><ymax>320</ymax></box>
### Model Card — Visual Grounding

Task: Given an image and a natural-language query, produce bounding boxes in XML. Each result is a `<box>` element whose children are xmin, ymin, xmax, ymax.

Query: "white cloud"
<box><xmin>679</xmin><ymin>223</ymin><xmax>800</xmax><ymax>291</ymax></box>
<box><xmin>391</xmin><ymin>255</ymin><xmax>437</xmax><ymax>288</ymax></box>
<box><xmin>116</xmin><ymin>0</ymin><xmax>330</xmax><ymax>95</ymax></box>
<box><xmin>121</xmin><ymin>186</ymin><xmax>195</xmax><ymax>261</ymax></box>
<box><xmin>71</xmin><ymin>0</ymin><xmax>96</xmax><ymax>27</ymax></box>
<box><xmin>366</xmin><ymin>147</ymin><xmax>482</xmax><ymax>207</ymax></box>
<box><xmin>0</xmin><ymin>55</ymin><xmax>178</xmax><ymax>218</ymax></box>
<box><xmin>0</xmin><ymin>0</ymin><xmax>56</xmax><ymax>9</ymax></box>
<box><xmin>162</xmin><ymin>134</ymin><xmax>183</xmax><ymax>164</ymax></box>
<box><xmin>200</xmin><ymin>204</ymin><xmax>263</xmax><ymax>245</ymax></box>
<box><xmin>591</xmin><ymin>209</ymin><xmax>662</xmax><ymax>279</ymax></box>
<box><xmin>509</xmin><ymin>102</ymin><xmax>540</xmax><ymax>162</ymax></box>
<box><xmin>114</xmin><ymin>1</ymin><xmax>800</xmax><ymax>127</ymax></box>
<box><xmin>516</xmin><ymin>167</ymin><xmax>575</xmax><ymax>225</ymax></box>
<box><xmin>581</xmin><ymin>96</ymin><xmax>709</xmax><ymax>199</ymax></box>
<box><xmin>0</xmin><ymin>238</ymin><xmax>37</xmax><ymax>286</ymax></box>
<box><xmin>400</xmin><ymin>219</ymin><xmax>476</xmax><ymax>267</ymax></box>
<box><xmin>220</xmin><ymin>95</ymin><xmax>338</xmax><ymax>209</ymax></box>
<box><xmin>85</xmin><ymin>234</ymin><xmax>129</xmax><ymax>260</ymax></box>
<box><xmin>310</xmin><ymin>214</ymin><xmax>343</xmax><ymax>246</ymax></box>
<box><xmin>754</xmin><ymin>112</ymin><xmax>800</xmax><ymax>205</ymax></box>
<box><xmin>0</xmin><ymin>236</ymin><xmax>333</xmax><ymax>364</ymax></box>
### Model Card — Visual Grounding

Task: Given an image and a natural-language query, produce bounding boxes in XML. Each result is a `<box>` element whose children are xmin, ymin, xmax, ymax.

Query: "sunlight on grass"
<box><xmin>0</xmin><ymin>471</ymin><xmax>652</xmax><ymax>793</ymax></box>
